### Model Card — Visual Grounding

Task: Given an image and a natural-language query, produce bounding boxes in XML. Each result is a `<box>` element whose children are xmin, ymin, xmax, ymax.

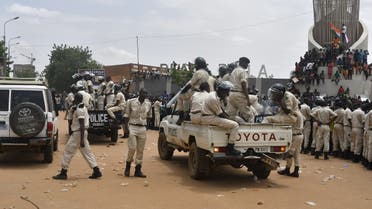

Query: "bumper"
<box><xmin>0</xmin><ymin>137</ymin><xmax>52</xmax><ymax>151</ymax></box>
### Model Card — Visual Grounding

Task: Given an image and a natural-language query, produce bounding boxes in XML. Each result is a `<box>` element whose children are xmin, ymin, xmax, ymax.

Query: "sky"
<box><xmin>1</xmin><ymin>0</ymin><xmax>372</xmax><ymax>78</ymax></box>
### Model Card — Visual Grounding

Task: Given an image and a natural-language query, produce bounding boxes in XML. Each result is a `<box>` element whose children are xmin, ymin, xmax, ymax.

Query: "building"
<box><xmin>104</xmin><ymin>63</ymin><xmax>178</xmax><ymax>96</ymax></box>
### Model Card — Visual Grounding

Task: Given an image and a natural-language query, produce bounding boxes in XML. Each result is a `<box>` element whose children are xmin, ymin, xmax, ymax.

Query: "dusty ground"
<box><xmin>0</xmin><ymin>113</ymin><xmax>371</xmax><ymax>209</ymax></box>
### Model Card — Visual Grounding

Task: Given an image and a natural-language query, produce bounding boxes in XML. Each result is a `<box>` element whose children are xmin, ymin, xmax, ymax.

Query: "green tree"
<box><xmin>0</xmin><ymin>41</ymin><xmax>10</xmax><ymax>76</ymax></box>
<box><xmin>170</xmin><ymin>68</ymin><xmax>193</xmax><ymax>87</ymax></box>
<box><xmin>43</xmin><ymin>44</ymin><xmax>102</xmax><ymax>92</ymax></box>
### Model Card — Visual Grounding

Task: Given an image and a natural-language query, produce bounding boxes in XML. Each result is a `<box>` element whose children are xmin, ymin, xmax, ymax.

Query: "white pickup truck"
<box><xmin>158</xmin><ymin>114</ymin><xmax>293</xmax><ymax>179</ymax></box>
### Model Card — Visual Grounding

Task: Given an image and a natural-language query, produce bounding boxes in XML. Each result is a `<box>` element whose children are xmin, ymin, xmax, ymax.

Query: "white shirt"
<box><xmin>124</xmin><ymin>98</ymin><xmax>152</xmax><ymax>126</ymax></box>
<box><xmin>190</xmin><ymin>91</ymin><xmax>209</xmax><ymax>114</ymax></box>
<box><xmin>78</xmin><ymin>90</ymin><xmax>93</xmax><ymax>109</ymax></box>
<box><xmin>230</xmin><ymin>66</ymin><xmax>247</xmax><ymax>91</ymax></box>
<box><xmin>351</xmin><ymin>108</ymin><xmax>365</xmax><ymax>128</ymax></box>
<box><xmin>70</xmin><ymin>103</ymin><xmax>89</xmax><ymax>132</ymax></box>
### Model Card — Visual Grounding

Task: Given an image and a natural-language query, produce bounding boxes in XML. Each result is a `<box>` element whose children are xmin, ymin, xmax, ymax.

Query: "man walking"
<box><xmin>53</xmin><ymin>93</ymin><xmax>102</xmax><ymax>180</ymax></box>
<box><xmin>124</xmin><ymin>89</ymin><xmax>152</xmax><ymax>177</ymax></box>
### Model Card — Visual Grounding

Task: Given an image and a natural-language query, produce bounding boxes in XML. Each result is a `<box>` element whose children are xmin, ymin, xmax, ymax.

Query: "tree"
<box><xmin>0</xmin><ymin>41</ymin><xmax>10</xmax><ymax>76</ymax></box>
<box><xmin>43</xmin><ymin>44</ymin><xmax>102</xmax><ymax>92</ymax></box>
<box><xmin>170</xmin><ymin>68</ymin><xmax>193</xmax><ymax>87</ymax></box>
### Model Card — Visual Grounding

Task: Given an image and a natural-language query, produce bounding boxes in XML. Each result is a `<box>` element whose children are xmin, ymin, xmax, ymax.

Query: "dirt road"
<box><xmin>0</xmin><ymin>114</ymin><xmax>371</xmax><ymax>209</ymax></box>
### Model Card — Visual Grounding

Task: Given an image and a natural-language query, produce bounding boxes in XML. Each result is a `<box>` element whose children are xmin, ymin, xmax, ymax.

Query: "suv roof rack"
<box><xmin>0</xmin><ymin>77</ymin><xmax>45</xmax><ymax>85</ymax></box>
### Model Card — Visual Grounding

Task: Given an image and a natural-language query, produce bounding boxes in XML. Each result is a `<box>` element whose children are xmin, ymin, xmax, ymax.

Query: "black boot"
<box><xmin>53</xmin><ymin>168</ymin><xmax>67</xmax><ymax>180</ymax></box>
<box><xmin>367</xmin><ymin>162</ymin><xmax>372</xmax><ymax>170</ymax></box>
<box><xmin>352</xmin><ymin>154</ymin><xmax>360</xmax><ymax>163</ymax></box>
<box><xmin>310</xmin><ymin>148</ymin><xmax>315</xmax><ymax>156</ymax></box>
<box><xmin>134</xmin><ymin>164</ymin><xmax>147</xmax><ymax>178</ymax></box>
<box><xmin>226</xmin><ymin>143</ymin><xmax>241</xmax><ymax>156</ymax></box>
<box><xmin>362</xmin><ymin>159</ymin><xmax>368</xmax><ymax>167</ymax></box>
<box><xmin>303</xmin><ymin>149</ymin><xmax>309</xmax><ymax>154</ymax></box>
<box><xmin>89</xmin><ymin>167</ymin><xmax>102</xmax><ymax>179</ymax></box>
<box><xmin>290</xmin><ymin>166</ymin><xmax>300</xmax><ymax>177</ymax></box>
<box><xmin>315</xmin><ymin>151</ymin><xmax>320</xmax><ymax>159</ymax></box>
<box><xmin>176</xmin><ymin>111</ymin><xmax>184</xmax><ymax>125</ymax></box>
<box><xmin>124</xmin><ymin>162</ymin><xmax>131</xmax><ymax>177</ymax></box>
<box><xmin>277</xmin><ymin>167</ymin><xmax>290</xmax><ymax>176</ymax></box>
<box><xmin>333</xmin><ymin>151</ymin><xmax>339</xmax><ymax>158</ymax></box>
<box><xmin>324</xmin><ymin>152</ymin><xmax>329</xmax><ymax>160</ymax></box>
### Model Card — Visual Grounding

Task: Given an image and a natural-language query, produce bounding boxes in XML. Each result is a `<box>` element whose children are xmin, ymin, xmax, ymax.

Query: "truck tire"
<box><xmin>10</xmin><ymin>102</ymin><xmax>45</xmax><ymax>138</ymax></box>
<box><xmin>110</xmin><ymin>128</ymin><xmax>118</xmax><ymax>143</ymax></box>
<box><xmin>251</xmin><ymin>163</ymin><xmax>271</xmax><ymax>179</ymax></box>
<box><xmin>188</xmin><ymin>142</ymin><xmax>211</xmax><ymax>179</ymax></box>
<box><xmin>43</xmin><ymin>142</ymin><xmax>53</xmax><ymax>163</ymax></box>
<box><xmin>157</xmin><ymin>132</ymin><xmax>174</xmax><ymax>160</ymax></box>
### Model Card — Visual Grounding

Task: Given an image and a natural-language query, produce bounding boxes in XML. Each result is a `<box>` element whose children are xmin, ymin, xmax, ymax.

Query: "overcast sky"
<box><xmin>1</xmin><ymin>0</ymin><xmax>372</xmax><ymax>78</ymax></box>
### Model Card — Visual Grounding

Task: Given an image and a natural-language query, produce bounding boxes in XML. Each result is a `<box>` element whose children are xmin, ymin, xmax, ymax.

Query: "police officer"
<box><xmin>53</xmin><ymin>93</ymin><xmax>102</xmax><ymax>180</ymax></box>
<box><xmin>190</xmin><ymin>82</ymin><xmax>210</xmax><ymax>124</ymax></box>
<box><xmin>351</xmin><ymin>103</ymin><xmax>365</xmax><ymax>162</ymax></box>
<box><xmin>96</xmin><ymin>76</ymin><xmax>106</xmax><ymax>110</ymax></box>
<box><xmin>264</xmin><ymin>83</ymin><xmax>303</xmax><ymax>177</ymax></box>
<box><xmin>105</xmin><ymin>76</ymin><xmax>115</xmax><ymax>108</ymax></box>
<box><xmin>124</xmin><ymin>88</ymin><xmax>152</xmax><ymax>178</ymax></box>
<box><xmin>226</xmin><ymin>57</ymin><xmax>253</xmax><ymax>123</ymax></box>
<box><xmin>310</xmin><ymin>99</ymin><xmax>322</xmax><ymax>155</ymax></box>
<box><xmin>77</xmin><ymin>84</ymin><xmax>93</xmax><ymax>110</ymax></box>
<box><xmin>332</xmin><ymin>100</ymin><xmax>345</xmax><ymax>157</ymax></box>
<box><xmin>152</xmin><ymin>98</ymin><xmax>162</xmax><ymax>128</ymax></box>
<box><xmin>65</xmin><ymin>84</ymin><xmax>78</xmax><ymax>135</ymax></box>
<box><xmin>300</xmin><ymin>98</ymin><xmax>312</xmax><ymax>154</ymax></box>
<box><xmin>343</xmin><ymin>102</ymin><xmax>353</xmax><ymax>159</ymax></box>
<box><xmin>107</xmin><ymin>84</ymin><xmax>126</xmax><ymax>122</ymax></box>
<box><xmin>201</xmin><ymin>81</ymin><xmax>240</xmax><ymax>155</ymax></box>
<box><xmin>176</xmin><ymin>57</ymin><xmax>210</xmax><ymax>125</ymax></box>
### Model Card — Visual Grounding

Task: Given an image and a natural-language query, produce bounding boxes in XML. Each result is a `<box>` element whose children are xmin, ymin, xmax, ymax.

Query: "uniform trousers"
<box><xmin>332</xmin><ymin>124</ymin><xmax>344</xmax><ymax>151</ymax></box>
<box><xmin>311</xmin><ymin>122</ymin><xmax>318</xmax><ymax>149</ymax></box>
<box><xmin>303</xmin><ymin>120</ymin><xmax>311</xmax><ymax>149</ymax></box>
<box><xmin>351</xmin><ymin>127</ymin><xmax>363</xmax><ymax>155</ymax></box>
<box><xmin>201</xmin><ymin>115</ymin><xmax>239</xmax><ymax>144</ymax></box>
<box><xmin>344</xmin><ymin>126</ymin><xmax>352</xmax><ymax>151</ymax></box>
<box><xmin>61</xmin><ymin>130</ymin><xmax>98</xmax><ymax>170</ymax></box>
<box><xmin>227</xmin><ymin>92</ymin><xmax>254</xmax><ymax>123</ymax></box>
<box><xmin>316</xmin><ymin>125</ymin><xmax>330</xmax><ymax>152</ymax></box>
<box><xmin>154</xmin><ymin>112</ymin><xmax>160</xmax><ymax>127</ymax></box>
<box><xmin>366</xmin><ymin>130</ymin><xmax>372</xmax><ymax>162</ymax></box>
<box><xmin>286</xmin><ymin>134</ymin><xmax>304</xmax><ymax>167</ymax></box>
<box><xmin>126</xmin><ymin>125</ymin><xmax>147</xmax><ymax>165</ymax></box>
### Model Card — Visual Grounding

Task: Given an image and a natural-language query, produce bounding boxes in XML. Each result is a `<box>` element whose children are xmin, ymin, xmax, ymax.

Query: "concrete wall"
<box><xmin>134</xmin><ymin>77</ymin><xmax>180</xmax><ymax>96</ymax></box>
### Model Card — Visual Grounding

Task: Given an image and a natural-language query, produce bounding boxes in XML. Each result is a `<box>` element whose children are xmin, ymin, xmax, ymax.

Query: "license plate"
<box><xmin>254</xmin><ymin>147</ymin><xmax>269</xmax><ymax>152</ymax></box>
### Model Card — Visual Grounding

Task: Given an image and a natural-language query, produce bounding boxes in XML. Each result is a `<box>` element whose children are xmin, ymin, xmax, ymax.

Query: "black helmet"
<box><xmin>218</xmin><ymin>65</ymin><xmax>228</xmax><ymax>76</ymax></box>
<box><xmin>268</xmin><ymin>83</ymin><xmax>286</xmax><ymax>102</ymax></box>
<box><xmin>194</xmin><ymin>57</ymin><xmax>207</xmax><ymax>70</ymax></box>
<box><xmin>217</xmin><ymin>81</ymin><xmax>233</xmax><ymax>91</ymax></box>
<box><xmin>97</xmin><ymin>76</ymin><xmax>105</xmax><ymax>82</ymax></box>
<box><xmin>114</xmin><ymin>84</ymin><xmax>122</xmax><ymax>92</ymax></box>
<box><xmin>227</xmin><ymin>62</ymin><xmax>237</xmax><ymax>73</ymax></box>
<box><xmin>74</xmin><ymin>93</ymin><xmax>83</xmax><ymax>104</ymax></box>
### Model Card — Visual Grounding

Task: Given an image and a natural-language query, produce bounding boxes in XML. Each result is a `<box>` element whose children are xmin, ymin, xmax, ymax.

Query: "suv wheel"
<box><xmin>43</xmin><ymin>142</ymin><xmax>53</xmax><ymax>163</ymax></box>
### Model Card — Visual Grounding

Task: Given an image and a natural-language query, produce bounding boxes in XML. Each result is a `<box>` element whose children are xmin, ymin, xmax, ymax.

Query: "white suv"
<box><xmin>0</xmin><ymin>79</ymin><xmax>59</xmax><ymax>163</ymax></box>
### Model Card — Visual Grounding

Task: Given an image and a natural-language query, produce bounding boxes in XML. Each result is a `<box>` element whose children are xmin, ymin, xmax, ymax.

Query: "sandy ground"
<box><xmin>0</xmin><ymin>113</ymin><xmax>371</xmax><ymax>209</ymax></box>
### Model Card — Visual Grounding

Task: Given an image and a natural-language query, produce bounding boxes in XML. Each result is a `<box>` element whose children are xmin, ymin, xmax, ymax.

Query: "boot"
<box><xmin>333</xmin><ymin>151</ymin><xmax>339</xmax><ymax>158</ymax></box>
<box><xmin>324</xmin><ymin>152</ymin><xmax>329</xmax><ymax>160</ymax></box>
<box><xmin>53</xmin><ymin>168</ymin><xmax>67</xmax><ymax>180</ymax></box>
<box><xmin>303</xmin><ymin>149</ymin><xmax>309</xmax><ymax>154</ymax></box>
<box><xmin>314</xmin><ymin>151</ymin><xmax>320</xmax><ymax>159</ymax></box>
<box><xmin>362</xmin><ymin>159</ymin><xmax>368</xmax><ymax>167</ymax></box>
<box><xmin>89</xmin><ymin>167</ymin><xmax>102</xmax><ymax>179</ymax></box>
<box><xmin>310</xmin><ymin>148</ymin><xmax>315</xmax><ymax>156</ymax></box>
<box><xmin>124</xmin><ymin>162</ymin><xmax>131</xmax><ymax>177</ymax></box>
<box><xmin>134</xmin><ymin>164</ymin><xmax>147</xmax><ymax>178</ymax></box>
<box><xmin>352</xmin><ymin>154</ymin><xmax>360</xmax><ymax>163</ymax></box>
<box><xmin>176</xmin><ymin>111</ymin><xmax>184</xmax><ymax>125</ymax></box>
<box><xmin>367</xmin><ymin>162</ymin><xmax>372</xmax><ymax>170</ymax></box>
<box><xmin>226</xmin><ymin>143</ymin><xmax>241</xmax><ymax>156</ymax></box>
<box><xmin>290</xmin><ymin>166</ymin><xmax>300</xmax><ymax>177</ymax></box>
<box><xmin>277</xmin><ymin>167</ymin><xmax>290</xmax><ymax>176</ymax></box>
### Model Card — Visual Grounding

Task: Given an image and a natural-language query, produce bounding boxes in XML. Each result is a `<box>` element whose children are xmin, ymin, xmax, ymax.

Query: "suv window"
<box><xmin>45</xmin><ymin>89</ymin><xmax>55</xmax><ymax>112</ymax></box>
<box><xmin>0</xmin><ymin>90</ymin><xmax>9</xmax><ymax>111</ymax></box>
<box><xmin>11</xmin><ymin>90</ymin><xmax>45</xmax><ymax>111</ymax></box>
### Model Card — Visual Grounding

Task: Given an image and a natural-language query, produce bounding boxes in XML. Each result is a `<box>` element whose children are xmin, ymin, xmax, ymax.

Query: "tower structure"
<box><xmin>309</xmin><ymin>0</ymin><xmax>368</xmax><ymax>50</ymax></box>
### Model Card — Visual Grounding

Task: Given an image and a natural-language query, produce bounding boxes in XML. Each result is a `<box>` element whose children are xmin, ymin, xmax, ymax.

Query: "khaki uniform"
<box><xmin>343</xmin><ymin>108</ymin><xmax>352</xmax><ymax>151</ymax></box>
<box><xmin>61</xmin><ymin>103</ymin><xmax>98</xmax><ymax>170</ymax></box>
<box><xmin>177</xmin><ymin>69</ymin><xmax>209</xmax><ymax>111</ymax></box>
<box><xmin>201</xmin><ymin>92</ymin><xmax>239</xmax><ymax>144</ymax></box>
<box><xmin>190</xmin><ymin>91</ymin><xmax>209</xmax><ymax>124</ymax></box>
<box><xmin>125</xmin><ymin>98</ymin><xmax>152</xmax><ymax>165</ymax></box>
<box><xmin>300</xmin><ymin>103</ymin><xmax>311</xmax><ymax>149</ymax></box>
<box><xmin>333</xmin><ymin>108</ymin><xmax>345</xmax><ymax>151</ymax></box>
<box><xmin>76</xmin><ymin>79</ymin><xmax>87</xmax><ymax>91</ymax></box>
<box><xmin>310</xmin><ymin>106</ymin><xmax>321</xmax><ymax>149</ymax></box>
<box><xmin>351</xmin><ymin>108</ymin><xmax>365</xmax><ymax>155</ymax></box>
<box><xmin>107</xmin><ymin>92</ymin><xmax>126</xmax><ymax>119</ymax></box>
<box><xmin>152</xmin><ymin>100</ymin><xmax>161</xmax><ymax>127</ymax></box>
<box><xmin>264</xmin><ymin>91</ymin><xmax>303</xmax><ymax>167</ymax></box>
<box><xmin>364</xmin><ymin>110</ymin><xmax>372</xmax><ymax>163</ymax></box>
<box><xmin>97</xmin><ymin>82</ymin><xmax>106</xmax><ymax>110</ymax></box>
<box><xmin>311</xmin><ymin>107</ymin><xmax>337</xmax><ymax>153</ymax></box>
<box><xmin>78</xmin><ymin>90</ymin><xmax>93</xmax><ymax>110</ymax></box>
<box><xmin>105</xmin><ymin>81</ymin><xmax>115</xmax><ymax>108</ymax></box>
<box><xmin>227</xmin><ymin>66</ymin><xmax>253</xmax><ymax>123</ymax></box>
<box><xmin>65</xmin><ymin>92</ymin><xmax>74</xmax><ymax>120</ymax></box>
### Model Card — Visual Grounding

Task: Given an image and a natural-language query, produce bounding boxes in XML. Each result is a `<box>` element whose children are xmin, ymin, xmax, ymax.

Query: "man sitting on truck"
<box><xmin>264</xmin><ymin>83</ymin><xmax>304</xmax><ymax>177</ymax></box>
<box><xmin>201</xmin><ymin>81</ymin><xmax>240</xmax><ymax>156</ymax></box>
<box><xmin>190</xmin><ymin>82</ymin><xmax>210</xmax><ymax>124</ymax></box>
<box><xmin>176</xmin><ymin>57</ymin><xmax>210</xmax><ymax>125</ymax></box>
<box><xmin>107</xmin><ymin>84</ymin><xmax>126</xmax><ymax>123</ymax></box>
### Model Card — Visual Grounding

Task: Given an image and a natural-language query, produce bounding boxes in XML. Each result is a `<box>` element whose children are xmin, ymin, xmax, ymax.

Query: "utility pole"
<box><xmin>136</xmin><ymin>36</ymin><xmax>139</xmax><ymax>65</ymax></box>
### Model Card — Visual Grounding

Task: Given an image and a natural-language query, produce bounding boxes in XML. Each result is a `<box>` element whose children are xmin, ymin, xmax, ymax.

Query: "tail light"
<box><xmin>271</xmin><ymin>146</ymin><xmax>286</xmax><ymax>152</ymax></box>
<box><xmin>213</xmin><ymin>147</ymin><xmax>227</xmax><ymax>153</ymax></box>
<box><xmin>47</xmin><ymin>122</ymin><xmax>53</xmax><ymax>137</ymax></box>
